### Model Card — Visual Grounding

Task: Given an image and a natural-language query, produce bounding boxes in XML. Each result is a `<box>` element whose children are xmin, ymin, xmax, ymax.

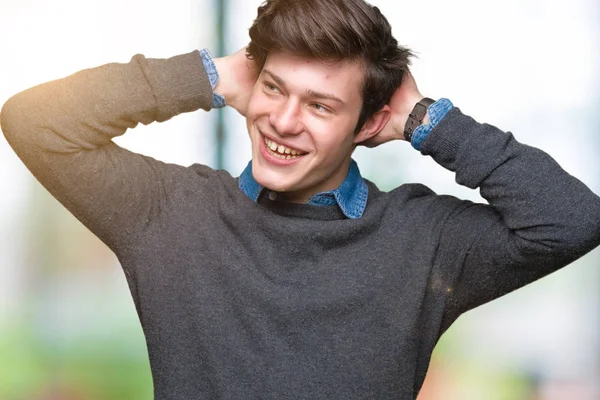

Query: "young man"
<box><xmin>1</xmin><ymin>0</ymin><xmax>599</xmax><ymax>398</ymax></box>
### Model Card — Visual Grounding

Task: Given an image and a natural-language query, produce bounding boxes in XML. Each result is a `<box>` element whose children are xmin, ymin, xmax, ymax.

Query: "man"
<box><xmin>1</xmin><ymin>0</ymin><xmax>599</xmax><ymax>398</ymax></box>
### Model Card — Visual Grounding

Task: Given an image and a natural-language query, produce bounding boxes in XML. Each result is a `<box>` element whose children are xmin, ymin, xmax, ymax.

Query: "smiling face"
<box><xmin>246</xmin><ymin>51</ymin><xmax>378</xmax><ymax>203</ymax></box>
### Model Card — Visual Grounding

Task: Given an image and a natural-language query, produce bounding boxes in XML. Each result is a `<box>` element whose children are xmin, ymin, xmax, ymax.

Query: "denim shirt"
<box><xmin>239</xmin><ymin>158</ymin><xmax>369</xmax><ymax>219</ymax></box>
<box><xmin>200</xmin><ymin>49</ymin><xmax>454</xmax><ymax>219</ymax></box>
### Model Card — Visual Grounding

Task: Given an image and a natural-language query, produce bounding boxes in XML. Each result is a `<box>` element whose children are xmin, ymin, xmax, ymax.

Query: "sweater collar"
<box><xmin>238</xmin><ymin>158</ymin><xmax>368</xmax><ymax>219</ymax></box>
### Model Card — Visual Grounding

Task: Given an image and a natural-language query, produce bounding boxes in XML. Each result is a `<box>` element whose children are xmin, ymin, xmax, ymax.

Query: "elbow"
<box><xmin>541</xmin><ymin>178</ymin><xmax>600</xmax><ymax>258</ymax></box>
<box><xmin>516</xmin><ymin>198</ymin><xmax>600</xmax><ymax>265</ymax></box>
<box><xmin>1</xmin><ymin>88</ymin><xmax>50</xmax><ymax>156</ymax></box>
<box><xmin>1</xmin><ymin>95</ymin><xmax>18</xmax><ymax>142</ymax></box>
<box><xmin>1</xmin><ymin>93</ymin><xmax>32</xmax><ymax>148</ymax></box>
<box><xmin>576</xmin><ymin>205</ymin><xmax>600</xmax><ymax>254</ymax></box>
<box><xmin>555</xmin><ymin>197</ymin><xmax>600</xmax><ymax>259</ymax></box>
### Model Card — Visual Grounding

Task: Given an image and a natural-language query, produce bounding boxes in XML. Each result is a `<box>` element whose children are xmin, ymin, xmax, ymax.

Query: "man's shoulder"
<box><xmin>154</xmin><ymin>162</ymin><xmax>239</xmax><ymax>202</ymax></box>
<box><xmin>187</xmin><ymin>163</ymin><xmax>219</xmax><ymax>179</ymax></box>
<box><xmin>364</xmin><ymin>178</ymin><xmax>470</xmax><ymax>218</ymax></box>
<box><xmin>364</xmin><ymin>178</ymin><xmax>436</xmax><ymax>201</ymax></box>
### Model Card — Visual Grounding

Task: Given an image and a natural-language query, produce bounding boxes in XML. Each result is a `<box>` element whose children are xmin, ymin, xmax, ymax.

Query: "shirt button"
<box><xmin>268</xmin><ymin>191</ymin><xmax>278</xmax><ymax>201</ymax></box>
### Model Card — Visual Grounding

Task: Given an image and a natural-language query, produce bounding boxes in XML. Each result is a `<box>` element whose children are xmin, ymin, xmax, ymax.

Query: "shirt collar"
<box><xmin>238</xmin><ymin>158</ymin><xmax>368</xmax><ymax>219</ymax></box>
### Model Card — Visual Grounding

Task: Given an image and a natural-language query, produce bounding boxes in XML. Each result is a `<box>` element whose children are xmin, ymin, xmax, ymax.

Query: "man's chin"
<box><xmin>252</xmin><ymin>163</ymin><xmax>317</xmax><ymax>203</ymax></box>
<box><xmin>252</xmin><ymin>159</ymin><xmax>292</xmax><ymax>189</ymax></box>
<box><xmin>253</xmin><ymin>172</ymin><xmax>299</xmax><ymax>194</ymax></box>
<box><xmin>256</xmin><ymin>177</ymin><xmax>296</xmax><ymax>193</ymax></box>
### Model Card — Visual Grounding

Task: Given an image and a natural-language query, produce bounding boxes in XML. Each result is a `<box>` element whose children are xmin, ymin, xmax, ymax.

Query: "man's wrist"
<box><xmin>211</xmin><ymin>56</ymin><xmax>230</xmax><ymax>106</ymax></box>
<box><xmin>410</xmin><ymin>98</ymin><xmax>454</xmax><ymax>151</ymax></box>
<box><xmin>199</xmin><ymin>49</ymin><xmax>227</xmax><ymax>108</ymax></box>
<box><xmin>404</xmin><ymin>97</ymin><xmax>435</xmax><ymax>142</ymax></box>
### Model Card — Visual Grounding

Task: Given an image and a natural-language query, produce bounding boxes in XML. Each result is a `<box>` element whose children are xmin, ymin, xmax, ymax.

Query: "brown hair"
<box><xmin>247</xmin><ymin>0</ymin><xmax>415</xmax><ymax>134</ymax></box>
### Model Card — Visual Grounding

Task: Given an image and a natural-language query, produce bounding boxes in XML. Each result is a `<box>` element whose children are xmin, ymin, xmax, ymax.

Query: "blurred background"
<box><xmin>0</xmin><ymin>0</ymin><xmax>599</xmax><ymax>399</ymax></box>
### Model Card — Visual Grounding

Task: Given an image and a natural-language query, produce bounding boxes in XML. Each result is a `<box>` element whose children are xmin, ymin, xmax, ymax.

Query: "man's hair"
<box><xmin>247</xmin><ymin>0</ymin><xmax>414</xmax><ymax>134</ymax></box>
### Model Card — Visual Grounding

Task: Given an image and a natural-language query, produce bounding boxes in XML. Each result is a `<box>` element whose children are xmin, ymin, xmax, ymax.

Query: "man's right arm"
<box><xmin>0</xmin><ymin>51</ymin><xmax>215</xmax><ymax>250</ymax></box>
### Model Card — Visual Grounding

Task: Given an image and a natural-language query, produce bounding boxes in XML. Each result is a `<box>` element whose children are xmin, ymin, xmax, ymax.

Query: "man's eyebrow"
<box><xmin>262</xmin><ymin>69</ymin><xmax>345</xmax><ymax>105</ymax></box>
<box><xmin>262</xmin><ymin>69</ymin><xmax>287</xmax><ymax>89</ymax></box>
<box><xmin>306</xmin><ymin>89</ymin><xmax>344</xmax><ymax>105</ymax></box>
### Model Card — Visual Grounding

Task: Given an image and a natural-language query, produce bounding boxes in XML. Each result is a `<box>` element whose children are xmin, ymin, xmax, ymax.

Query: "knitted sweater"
<box><xmin>2</xmin><ymin>50</ymin><xmax>600</xmax><ymax>400</ymax></box>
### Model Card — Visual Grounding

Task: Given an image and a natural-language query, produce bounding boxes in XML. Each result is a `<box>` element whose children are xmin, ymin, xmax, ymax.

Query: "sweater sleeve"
<box><xmin>420</xmin><ymin>108</ymin><xmax>600</xmax><ymax>325</ymax></box>
<box><xmin>0</xmin><ymin>50</ymin><xmax>215</xmax><ymax>251</ymax></box>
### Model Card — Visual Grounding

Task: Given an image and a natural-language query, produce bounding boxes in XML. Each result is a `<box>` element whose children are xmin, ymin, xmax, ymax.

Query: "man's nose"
<box><xmin>269</xmin><ymin>99</ymin><xmax>303</xmax><ymax>135</ymax></box>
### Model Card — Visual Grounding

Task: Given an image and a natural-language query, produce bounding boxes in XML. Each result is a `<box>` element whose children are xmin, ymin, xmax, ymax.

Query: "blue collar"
<box><xmin>238</xmin><ymin>159</ymin><xmax>368</xmax><ymax>219</ymax></box>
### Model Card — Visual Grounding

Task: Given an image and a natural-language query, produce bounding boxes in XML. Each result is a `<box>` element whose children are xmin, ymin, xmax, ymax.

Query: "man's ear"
<box><xmin>353</xmin><ymin>105</ymin><xmax>391</xmax><ymax>145</ymax></box>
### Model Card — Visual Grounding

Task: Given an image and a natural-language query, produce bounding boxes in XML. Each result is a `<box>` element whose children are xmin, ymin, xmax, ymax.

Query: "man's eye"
<box><xmin>311</xmin><ymin>103</ymin><xmax>329</xmax><ymax>113</ymax></box>
<box><xmin>265</xmin><ymin>83</ymin><xmax>279</xmax><ymax>92</ymax></box>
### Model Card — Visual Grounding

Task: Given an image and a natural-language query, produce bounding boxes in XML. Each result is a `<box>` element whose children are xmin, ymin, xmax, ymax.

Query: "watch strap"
<box><xmin>404</xmin><ymin>97</ymin><xmax>435</xmax><ymax>142</ymax></box>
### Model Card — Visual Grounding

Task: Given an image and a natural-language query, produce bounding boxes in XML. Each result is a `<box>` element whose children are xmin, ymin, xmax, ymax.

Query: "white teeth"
<box><xmin>263</xmin><ymin>136</ymin><xmax>305</xmax><ymax>158</ymax></box>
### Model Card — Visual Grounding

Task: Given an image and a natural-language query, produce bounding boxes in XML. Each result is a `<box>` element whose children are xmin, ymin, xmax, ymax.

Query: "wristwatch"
<box><xmin>404</xmin><ymin>97</ymin><xmax>435</xmax><ymax>142</ymax></box>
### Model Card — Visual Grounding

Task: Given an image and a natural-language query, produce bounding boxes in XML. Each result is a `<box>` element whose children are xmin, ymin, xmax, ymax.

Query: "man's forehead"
<box><xmin>262</xmin><ymin>52</ymin><xmax>364</xmax><ymax>100</ymax></box>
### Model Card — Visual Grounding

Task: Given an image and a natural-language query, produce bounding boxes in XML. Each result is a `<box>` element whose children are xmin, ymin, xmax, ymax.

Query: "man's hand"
<box><xmin>213</xmin><ymin>47</ymin><xmax>260</xmax><ymax>116</ymax></box>
<box><xmin>360</xmin><ymin>70</ymin><xmax>428</xmax><ymax>148</ymax></box>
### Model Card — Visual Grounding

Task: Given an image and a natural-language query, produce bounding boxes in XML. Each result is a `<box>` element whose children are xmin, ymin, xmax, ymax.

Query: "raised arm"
<box><xmin>0</xmin><ymin>51</ymin><xmax>214</xmax><ymax>250</ymax></box>
<box><xmin>374</xmin><ymin>72</ymin><xmax>600</xmax><ymax>325</ymax></box>
<box><xmin>428</xmin><ymin>108</ymin><xmax>600</xmax><ymax>318</ymax></box>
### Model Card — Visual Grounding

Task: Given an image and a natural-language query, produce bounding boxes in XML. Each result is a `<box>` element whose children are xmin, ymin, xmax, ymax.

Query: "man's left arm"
<box><xmin>421</xmin><ymin>105</ymin><xmax>600</xmax><ymax>321</ymax></box>
<box><xmin>371</xmin><ymin>72</ymin><xmax>600</xmax><ymax>322</ymax></box>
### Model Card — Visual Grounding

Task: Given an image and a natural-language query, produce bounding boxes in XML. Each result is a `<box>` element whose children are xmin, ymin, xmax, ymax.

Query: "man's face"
<box><xmin>245</xmin><ymin>51</ymin><xmax>365</xmax><ymax>203</ymax></box>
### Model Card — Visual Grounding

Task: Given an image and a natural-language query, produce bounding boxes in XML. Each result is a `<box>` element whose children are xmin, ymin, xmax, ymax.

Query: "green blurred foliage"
<box><xmin>0</xmin><ymin>322</ymin><xmax>153</xmax><ymax>400</ymax></box>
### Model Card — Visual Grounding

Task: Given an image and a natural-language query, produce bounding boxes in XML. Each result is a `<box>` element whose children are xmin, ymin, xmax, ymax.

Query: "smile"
<box><xmin>263</xmin><ymin>136</ymin><xmax>307</xmax><ymax>159</ymax></box>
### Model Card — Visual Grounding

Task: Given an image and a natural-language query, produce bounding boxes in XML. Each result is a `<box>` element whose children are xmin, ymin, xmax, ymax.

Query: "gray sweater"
<box><xmin>2</xmin><ymin>50</ymin><xmax>600</xmax><ymax>399</ymax></box>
